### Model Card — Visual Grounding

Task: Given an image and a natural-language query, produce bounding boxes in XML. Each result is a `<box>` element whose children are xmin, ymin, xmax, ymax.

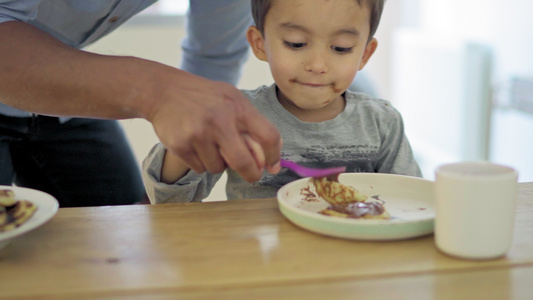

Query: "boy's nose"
<box><xmin>304</xmin><ymin>51</ymin><xmax>328</xmax><ymax>74</ymax></box>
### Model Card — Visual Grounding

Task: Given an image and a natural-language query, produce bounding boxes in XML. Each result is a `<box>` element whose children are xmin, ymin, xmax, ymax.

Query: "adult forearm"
<box><xmin>0</xmin><ymin>21</ymin><xmax>282</xmax><ymax>182</ymax></box>
<box><xmin>0</xmin><ymin>21</ymin><xmax>158</xmax><ymax>119</ymax></box>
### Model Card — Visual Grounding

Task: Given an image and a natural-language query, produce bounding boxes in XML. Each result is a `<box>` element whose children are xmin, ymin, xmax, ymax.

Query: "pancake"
<box><xmin>312</xmin><ymin>175</ymin><xmax>367</xmax><ymax>205</ymax></box>
<box><xmin>312</xmin><ymin>176</ymin><xmax>390</xmax><ymax>220</ymax></box>
<box><xmin>0</xmin><ymin>189</ymin><xmax>38</xmax><ymax>232</ymax></box>
<box><xmin>0</xmin><ymin>189</ymin><xmax>16</xmax><ymax>206</ymax></box>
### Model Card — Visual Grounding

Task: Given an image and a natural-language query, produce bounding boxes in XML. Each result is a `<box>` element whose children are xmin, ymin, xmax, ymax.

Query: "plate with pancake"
<box><xmin>0</xmin><ymin>185</ymin><xmax>59</xmax><ymax>249</ymax></box>
<box><xmin>277</xmin><ymin>173</ymin><xmax>435</xmax><ymax>241</ymax></box>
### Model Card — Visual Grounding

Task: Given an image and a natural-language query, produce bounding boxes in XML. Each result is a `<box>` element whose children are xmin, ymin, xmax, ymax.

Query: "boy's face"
<box><xmin>248</xmin><ymin>0</ymin><xmax>377</xmax><ymax>112</ymax></box>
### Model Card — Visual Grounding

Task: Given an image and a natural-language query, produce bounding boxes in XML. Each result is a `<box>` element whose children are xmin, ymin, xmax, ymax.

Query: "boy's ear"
<box><xmin>247</xmin><ymin>25</ymin><xmax>268</xmax><ymax>62</ymax></box>
<box><xmin>358</xmin><ymin>38</ymin><xmax>378</xmax><ymax>70</ymax></box>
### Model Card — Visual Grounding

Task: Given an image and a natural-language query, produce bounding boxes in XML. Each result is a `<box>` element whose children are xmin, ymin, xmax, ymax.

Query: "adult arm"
<box><xmin>180</xmin><ymin>0</ymin><xmax>252</xmax><ymax>85</ymax></box>
<box><xmin>0</xmin><ymin>21</ymin><xmax>281</xmax><ymax>181</ymax></box>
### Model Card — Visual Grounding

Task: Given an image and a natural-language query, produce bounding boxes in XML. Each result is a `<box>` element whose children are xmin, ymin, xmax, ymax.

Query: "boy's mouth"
<box><xmin>302</xmin><ymin>83</ymin><xmax>329</xmax><ymax>87</ymax></box>
<box><xmin>290</xmin><ymin>79</ymin><xmax>332</xmax><ymax>88</ymax></box>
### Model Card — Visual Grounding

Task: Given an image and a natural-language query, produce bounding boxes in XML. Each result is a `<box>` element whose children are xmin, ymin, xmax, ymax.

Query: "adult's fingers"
<box><xmin>147</xmin><ymin>73</ymin><xmax>279</xmax><ymax>180</ymax></box>
<box><xmin>163</xmin><ymin>137</ymin><xmax>207</xmax><ymax>174</ymax></box>
<box><xmin>190</xmin><ymin>132</ymin><xmax>227</xmax><ymax>174</ymax></box>
<box><xmin>243</xmin><ymin>134</ymin><xmax>266</xmax><ymax>168</ymax></box>
<box><xmin>219</xmin><ymin>130</ymin><xmax>264</xmax><ymax>182</ymax></box>
<box><xmin>242</xmin><ymin>109</ymin><xmax>282</xmax><ymax>174</ymax></box>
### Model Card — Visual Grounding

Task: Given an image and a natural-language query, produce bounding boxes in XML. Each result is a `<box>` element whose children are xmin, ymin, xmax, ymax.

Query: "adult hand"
<box><xmin>146</xmin><ymin>70</ymin><xmax>281</xmax><ymax>182</ymax></box>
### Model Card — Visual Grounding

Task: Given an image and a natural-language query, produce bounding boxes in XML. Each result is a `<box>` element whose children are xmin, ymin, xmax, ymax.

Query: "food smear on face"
<box><xmin>312</xmin><ymin>176</ymin><xmax>390</xmax><ymax>219</ymax></box>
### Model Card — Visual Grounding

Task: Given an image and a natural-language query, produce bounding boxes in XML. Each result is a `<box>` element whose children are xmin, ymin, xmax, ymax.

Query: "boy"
<box><xmin>143</xmin><ymin>0</ymin><xmax>421</xmax><ymax>203</ymax></box>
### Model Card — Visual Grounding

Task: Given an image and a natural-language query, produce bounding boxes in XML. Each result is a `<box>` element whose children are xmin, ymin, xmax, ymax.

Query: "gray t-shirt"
<box><xmin>143</xmin><ymin>84</ymin><xmax>422</xmax><ymax>204</ymax></box>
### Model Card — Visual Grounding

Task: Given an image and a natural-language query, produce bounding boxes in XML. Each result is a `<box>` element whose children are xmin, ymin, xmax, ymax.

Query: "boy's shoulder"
<box><xmin>345</xmin><ymin>90</ymin><xmax>399</xmax><ymax>116</ymax></box>
<box><xmin>240</xmin><ymin>84</ymin><xmax>274</xmax><ymax>99</ymax></box>
<box><xmin>345</xmin><ymin>89</ymin><xmax>390</xmax><ymax>105</ymax></box>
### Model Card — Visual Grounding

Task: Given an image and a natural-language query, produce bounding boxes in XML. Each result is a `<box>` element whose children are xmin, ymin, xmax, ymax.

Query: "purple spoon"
<box><xmin>280</xmin><ymin>159</ymin><xmax>346</xmax><ymax>178</ymax></box>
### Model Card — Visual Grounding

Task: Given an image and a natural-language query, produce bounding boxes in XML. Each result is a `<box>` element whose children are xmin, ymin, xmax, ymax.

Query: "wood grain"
<box><xmin>0</xmin><ymin>183</ymin><xmax>532</xmax><ymax>299</ymax></box>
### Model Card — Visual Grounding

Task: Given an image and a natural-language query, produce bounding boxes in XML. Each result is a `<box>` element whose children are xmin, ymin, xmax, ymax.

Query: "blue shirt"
<box><xmin>0</xmin><ymin>0</ymin><xmax>252</xmax><ymax>118</ymax></box>
<box><xmin>0</xmin><ymin>0</ymin><xmax>156</xmax><ymax>118</ymax></box>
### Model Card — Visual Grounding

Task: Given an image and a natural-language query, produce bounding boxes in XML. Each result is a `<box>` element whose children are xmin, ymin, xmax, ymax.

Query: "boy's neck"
<box><xmin>275</xmin><ymin>86</ymin><xmax>346</xmax><ymax>123</ymax></box>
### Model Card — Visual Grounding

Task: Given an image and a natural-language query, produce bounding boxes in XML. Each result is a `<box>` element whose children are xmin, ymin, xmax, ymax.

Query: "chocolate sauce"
<box><xmin>300</xmin><ymin>186</ymin><xmax>319</xmax><ymax>202</ymax></box>
<box><xmin>323</xmin><ymin>174</ymin><xmax>340</xmax><ymax>182</ymax></box>
<box><xmin>327</xmin><ymin>202</ymin><xmax>385</xmax><ymax>218</ymax></box>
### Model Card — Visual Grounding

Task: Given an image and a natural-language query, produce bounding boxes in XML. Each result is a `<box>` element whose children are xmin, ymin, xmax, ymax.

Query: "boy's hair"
<box><xmin>251</xmin><ymin>0</ymin><xmax>385</xmax><ymax>43</ymax></box>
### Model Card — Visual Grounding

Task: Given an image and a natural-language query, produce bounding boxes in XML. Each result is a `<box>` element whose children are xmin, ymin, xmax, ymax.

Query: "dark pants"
<box><xmin>0</xmin><ymin>115</ymin><xmax>146</xmax><ymax>207</ymax></box>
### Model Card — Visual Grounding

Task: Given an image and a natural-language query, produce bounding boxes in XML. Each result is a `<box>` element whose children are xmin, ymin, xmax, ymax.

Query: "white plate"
<box><xmin>277</xmin><ymin>173</ymin><xmax>435</xmax><ymax>241</ymax></box>
<box><xmin>0</xmin><ymin>185</ymin><xmax>59</xmax><ymax>249</ymax></box>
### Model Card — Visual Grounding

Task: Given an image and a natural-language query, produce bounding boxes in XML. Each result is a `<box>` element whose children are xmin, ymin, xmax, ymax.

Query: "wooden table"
<box><xmin>1</xmin><ymin>183</ymin><xmax>532</xmax><ymax>299</ymax></box>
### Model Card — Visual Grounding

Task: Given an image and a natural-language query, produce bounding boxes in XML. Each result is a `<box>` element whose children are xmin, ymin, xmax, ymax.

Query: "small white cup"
<box><xmin>434</xmin><ymin>161</ymin><xmax>518</xmax><ymax>260</ymax></box>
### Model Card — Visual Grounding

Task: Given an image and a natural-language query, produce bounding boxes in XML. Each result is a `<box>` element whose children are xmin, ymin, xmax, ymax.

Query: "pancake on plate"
<box><xmin>312</xmin><ymin>175</ymin><xmax>390</xmax><ymax>219</ymax></box>
<box><xmin>0</xmin><ymin>189</ymin><xmax>37</xmax><ymax>232</ymax></box>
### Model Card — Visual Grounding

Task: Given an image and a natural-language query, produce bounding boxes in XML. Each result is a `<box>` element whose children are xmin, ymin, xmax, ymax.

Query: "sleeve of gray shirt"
<box><xmin>142</xmin><ymin>143</ymin><xmax>224</xmax><ymax>204</ymax></box>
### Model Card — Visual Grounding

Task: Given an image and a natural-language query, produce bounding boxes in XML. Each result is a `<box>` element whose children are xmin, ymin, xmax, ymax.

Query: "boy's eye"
<box><xmin>332</xmin><ymin>46</ymin><xmax>353</xmax><ymax>54</ymax></box>
<box><xmin>283</xmin><ymin>41</ymin><xmax>306</xmax><ymax>49</ymax></box>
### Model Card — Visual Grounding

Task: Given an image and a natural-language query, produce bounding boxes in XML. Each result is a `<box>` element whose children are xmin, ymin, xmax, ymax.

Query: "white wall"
<box><xmin>416</xmin><ymin>0</ymin><xmax>533</xmax><ymax>181</ymax></box>
<box><xmin>421</xmin><ymin>0</ymin><xmax>533</xmax><ymax>81</ymax></box>
<box><xmin>373</xmin><ymin>0</ymin><xmax>533</xmax><ymax>181</ymax></box>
